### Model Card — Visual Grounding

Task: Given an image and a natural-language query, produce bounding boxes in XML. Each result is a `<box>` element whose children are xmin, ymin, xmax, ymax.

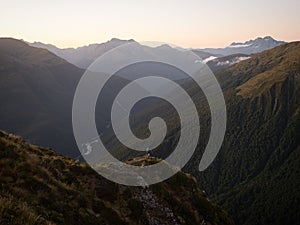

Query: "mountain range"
<box><xmin>29</xmin><ymin>38</ymin><xmax>134</xmax><ymax>69</ymax></box>
<box><xmin>0</xmin><ymin>36</ymin><xmax>299</xmax><ymax>225</ymax></box>
<box><xmin>29</xmin><ymin>36</ymin><xmax>286</xmax><ymax>70</ymax></box>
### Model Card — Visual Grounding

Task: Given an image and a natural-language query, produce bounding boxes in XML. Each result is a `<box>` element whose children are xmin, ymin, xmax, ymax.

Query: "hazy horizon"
<box><xmin>1</xmin><ymin>0</ymin><xmax>300</xmax><ymax>48</ymax></box>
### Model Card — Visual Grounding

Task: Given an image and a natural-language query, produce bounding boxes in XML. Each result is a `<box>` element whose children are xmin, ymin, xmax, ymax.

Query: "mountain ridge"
<box><xmin>29</xmin><ymin>38</ymin><xmax>135</xmax><ymax>69</ymax></box>
<box><xmin>27</xmin><ymin>36</ymin><xmax>287</xmax><ymax>70</ymax></box>
<box><xmin>0</xmin><ymin>38</ymin><xmax>84</xmax><ymax>158</ymax></box>
<box><xmin>0</xmin><ymin>130</ymin><xmax>234</xmax><ymax>225</ymax></box>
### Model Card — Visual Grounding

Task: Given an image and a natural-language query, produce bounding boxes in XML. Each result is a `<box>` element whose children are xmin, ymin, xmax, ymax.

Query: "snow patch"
<box><xmin>202</xmin><ymin>56</ymin><xmax>218</xmax><ymax>63</ymax></box>
<box><xmin>217</xmin><ymin>56</ymin><xmax>250</xmax><ymax>66</ymax></box>
<box><xmin>228</xmin><ymin>43</ymin><xmax>252</xmax><ymax>48</ymax></box>
<box><xmin>237</xmin><ymin>56</ymin><xmax>251</xmax><ymax>61</ymax></box>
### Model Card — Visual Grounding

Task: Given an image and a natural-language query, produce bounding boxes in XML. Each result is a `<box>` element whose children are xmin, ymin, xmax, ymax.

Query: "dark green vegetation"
<box><xmin>220</xmin><ymin>42</ymin><xmax>300</xmax><ymax>224</ymax></box>
<box><xmin>183</xmin><ymin>42</ymin><xmax>300</xmax><ymax>225</ymax></box>
<box><xmin>0</xmin><ymin>130</ymin><xmax>233</xmax><ymax>225</ymax></box>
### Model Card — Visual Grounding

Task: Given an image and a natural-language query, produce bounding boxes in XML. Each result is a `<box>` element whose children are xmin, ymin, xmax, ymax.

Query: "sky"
<box><xmin>1</xmin><ymin>0</ymin><xmax>299</xmax><ymax>48</ymax></box>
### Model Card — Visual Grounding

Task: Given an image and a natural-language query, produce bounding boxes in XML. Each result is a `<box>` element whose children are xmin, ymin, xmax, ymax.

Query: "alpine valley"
<box><xmin>0</xmin><ymin>36</ymin><xmax>299</xmax><ymax>225</ymax></box>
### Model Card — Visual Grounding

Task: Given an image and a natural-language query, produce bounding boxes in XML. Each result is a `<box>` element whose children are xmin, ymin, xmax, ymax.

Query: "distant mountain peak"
<box><xmin>109</xmin><ymin>37</ymin><xmax>135</xmax><ymax>43</ymax></box>
<box><xmin>228</xmin><ymin>36</ymin><xmax>282</xmax><ymax>47</ymax></box>
<box><xmin>263</xmin><ymin>35</ymin><xmax>273</xmax><ymax>40</ymax></box>
<box><xmin>155</xmin><ymin>43</ymin><xmax>173</xmax><ymax>49</ymax></box>
<box><xmin>200</xmin><ymin>36</ymin><xmax>287</xmax><ymax>56</ymax></box>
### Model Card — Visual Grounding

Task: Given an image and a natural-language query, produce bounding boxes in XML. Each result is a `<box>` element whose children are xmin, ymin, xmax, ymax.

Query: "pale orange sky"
<box><xmin>1</xmin><ymin>0</ymin><xmax>299</xmax><ymax>48</ymax></box>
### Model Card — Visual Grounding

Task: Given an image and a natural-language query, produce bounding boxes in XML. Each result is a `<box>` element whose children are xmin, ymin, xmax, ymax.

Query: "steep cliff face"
<box><xmin>0</xmin><ymin>130</ymin><xmax>234</xmax><ymax>225</ymax></box>
<box><xmin>186</xmin><ymin>42</ymin><xmax>300</xmax><ymax>225</ymax></box>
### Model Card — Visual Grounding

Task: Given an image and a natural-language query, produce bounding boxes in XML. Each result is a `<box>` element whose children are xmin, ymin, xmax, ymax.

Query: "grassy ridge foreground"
<box><xmin>0</xmin><ymin>130</ymin><xmax>233</xmax><ymax>225</ymax></box>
